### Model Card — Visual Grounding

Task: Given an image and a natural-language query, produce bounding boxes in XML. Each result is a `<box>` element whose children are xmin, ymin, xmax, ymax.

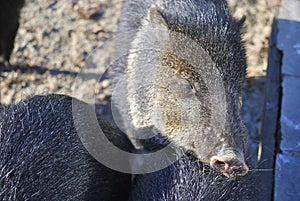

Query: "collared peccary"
<box><xmin>0</xmin><ymin>94</ymin><xmax>131</xmax><ymax>200</ymax></box>
<box><xmin>0</xmin><ymin>0</ymin><xmax>25</xmax><ymax>65</ymax></box>
<box><xmin>113</xmin><ymin>0</ymin><xmax>248</xmax><ymax>177</ymax></box>
<box><xmin>129</xmin><ymin>153</ymin><xmax>258</xmax><ymax>201</ymax></box>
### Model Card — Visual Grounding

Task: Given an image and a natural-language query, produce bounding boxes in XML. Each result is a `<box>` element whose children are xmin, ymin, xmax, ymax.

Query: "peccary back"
<box><xmin>0</xmin><ymin>94</ymin><xmax>131</xmax><ymax>200</ymax></box>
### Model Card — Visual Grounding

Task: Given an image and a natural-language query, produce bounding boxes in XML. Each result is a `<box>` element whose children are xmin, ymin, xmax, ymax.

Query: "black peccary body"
<box><xmin>0</xmin><ymin>94</ymin><xmax>131</xmax><ymax>200</ymax></box>
<box><xmin>0</xmin><ymin>0</ymin><xmax>25</xmax><ymax>65</ymax></box>
<box><xmin>114</xmin><ymin>0</ymin><xmax>248</xmax><ymax>177</ymax></box>
<box><xmin>129</xmin><ymin>153</ymin><xmax>258</xmax><ymax>201</ymax></box>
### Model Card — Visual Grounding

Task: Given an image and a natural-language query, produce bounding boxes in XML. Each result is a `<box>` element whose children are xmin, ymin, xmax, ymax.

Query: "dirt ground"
<box><xmin>0</xmin><ymin>0</ymin><xmax>282</xmax><ymax>166</ymax></box>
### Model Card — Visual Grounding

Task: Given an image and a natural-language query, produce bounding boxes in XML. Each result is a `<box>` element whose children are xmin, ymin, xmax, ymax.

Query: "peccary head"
<box><xmin>113</xmin><ymin>0</ymin><xmax>248</xmax><ymax>177</ymax></box>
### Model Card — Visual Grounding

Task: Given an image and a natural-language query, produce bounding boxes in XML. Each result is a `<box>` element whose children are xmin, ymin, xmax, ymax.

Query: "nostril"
<box><xmin>232</xmin><ymin>167</ymin><xmax>241</xmax><ymax>173</ymax></box>
<box><xmin>210</xmin><ymin>157</ymin><xmax>227</xmax><ymax>171</ymax></box>
<box><xmin>231</xmin><ymin>166</ymin><xmax>248</xmax><ymax>177</ymax></box>
<box><xmin>213</xmin><ymin>160</ymin><xmax>226</xmax><ymax>169</ymax></box>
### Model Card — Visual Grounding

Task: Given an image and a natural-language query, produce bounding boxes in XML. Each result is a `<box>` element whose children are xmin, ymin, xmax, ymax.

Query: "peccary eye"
<box><xmin>167</xmin><ymin>78</ymin><xmax>196</xmax><ymax>98</ymax></box>
<box><xmin>177</xmin><ymin>79</ymin><xmax>195</xmax><ymax>93</ymax></box>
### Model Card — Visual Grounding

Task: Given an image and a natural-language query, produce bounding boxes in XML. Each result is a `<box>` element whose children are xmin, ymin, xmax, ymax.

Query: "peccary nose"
<box><xmin>210</xmin><ymin>151</ymin><xmax>249</xmax><ymax>177</ymax></box>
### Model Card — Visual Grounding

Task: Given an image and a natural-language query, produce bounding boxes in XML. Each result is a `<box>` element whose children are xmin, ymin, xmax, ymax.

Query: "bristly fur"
<box><xmin>129</xmin><ymin>153</ymin><xmax>258</xmax><ymax>201</ymax></box>
<box><xmin>0</xmin><ymin>94</ymin><xmax>131</xmax><ymax>200</ymax></box>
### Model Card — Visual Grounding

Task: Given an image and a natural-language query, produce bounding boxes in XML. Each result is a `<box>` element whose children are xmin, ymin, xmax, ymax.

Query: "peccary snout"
<box><xmin>210</xmin><ymin>148</ymin><xmax>249</xmax><ymax>177</ymax></box>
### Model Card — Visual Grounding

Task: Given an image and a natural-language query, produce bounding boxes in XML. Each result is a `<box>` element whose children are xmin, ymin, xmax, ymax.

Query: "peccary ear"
<box><xmin>147</xmin><ymin>5</ymin><xmax>168</xmax><ymax>27</ymax></box>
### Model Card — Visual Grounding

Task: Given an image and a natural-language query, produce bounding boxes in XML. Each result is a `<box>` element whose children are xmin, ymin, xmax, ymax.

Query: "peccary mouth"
<box><xmin>209</xmin><ymin>149</ymin><xmax>248</xmax><ymax>177</ymax></box>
